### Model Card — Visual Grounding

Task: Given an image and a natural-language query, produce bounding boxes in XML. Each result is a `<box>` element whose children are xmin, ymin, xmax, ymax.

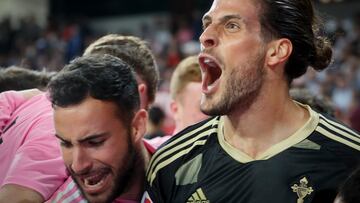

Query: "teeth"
<box><xmin>84</xmin><ymin>177</ymin><xmax>105</xmax><ymax>187</ymax></box>
<box><xmin>208</xmin><ymin>82</ymin><xmax>215</xmax><ymax>90</ymax></box>
<box><xmin>204</xmin><ymin>58</ymin><xmax>217</xmax><ymax>67</ymax></box>
<box><xmin>204</xmin><ymin>58</ymin><xmax>211</xmax><ymax>63</ymax></box>
<box><xmin>83</xmin><ymin>173</ymin><xmax>106</xmax><ymax>188</ymax></box>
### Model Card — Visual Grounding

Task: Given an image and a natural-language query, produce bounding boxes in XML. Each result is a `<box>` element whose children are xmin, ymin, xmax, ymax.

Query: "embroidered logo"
<box><xmin>291</xmin><ymin>177</ymin><xmax>314</xmax><ymax>203</ymax></box>
<box><xmin>187</xmin><ymin>188</ymin><xmax>210</xmax><ymax>203</ymax></box>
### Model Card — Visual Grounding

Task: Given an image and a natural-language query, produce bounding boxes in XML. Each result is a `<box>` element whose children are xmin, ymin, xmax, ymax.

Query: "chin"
<box><xmin>201</xmin><ymin>101</ymin><xmax>226</xmax><ymax>116</ymax></box>
<box><xmin>86</xmin><ymin>196</ymin><xmax>106</xmax><ymax>203</ymax></box>
<box><xmin>80</xmin><ymin>184</ymin><xmax>115</xmax><ymax>203</ymax></box>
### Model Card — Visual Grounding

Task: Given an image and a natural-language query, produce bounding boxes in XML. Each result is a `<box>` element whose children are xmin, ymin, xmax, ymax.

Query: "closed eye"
<box><xmin>86</xmin><ymin>139</ymin><xmax>105</xmax><ymax>147</ymax></box>
<box><xmin>60</xmin><ymin>141</ymin><xmax>72</xmax><ymax>148</ymax></box>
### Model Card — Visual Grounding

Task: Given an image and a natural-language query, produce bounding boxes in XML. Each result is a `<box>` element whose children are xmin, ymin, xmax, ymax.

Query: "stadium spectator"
<box><xmin>145</xmin><ymin>106</ymin><xmax>166</xmax><ymax>139</ymax></box>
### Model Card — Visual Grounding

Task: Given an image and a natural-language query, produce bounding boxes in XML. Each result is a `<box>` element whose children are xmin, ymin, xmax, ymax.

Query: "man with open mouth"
<box><xmin>48</xmin><ymin>54</ymin><xmax>151</xmax><ymax>203</ymax></box>
<box><xmin>143</xmin><ymin>0</ymin><xmax>360</xmax><ymax>202</ymax></box>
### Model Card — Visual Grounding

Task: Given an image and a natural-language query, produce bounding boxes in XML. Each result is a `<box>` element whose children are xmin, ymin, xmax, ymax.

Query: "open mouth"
<box><xmin>199</xmin><ymin>54</ymin><xmax>223</xmax><ymax>93</ymax></box>
<box><xmin>79</xmin><ymin>169</ymin><xmax>111</xmax><ymax>194</ymax></box>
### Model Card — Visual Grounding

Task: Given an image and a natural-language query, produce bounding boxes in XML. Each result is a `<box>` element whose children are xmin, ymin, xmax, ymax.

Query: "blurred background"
<box><xmin>0</xmin><ymin>0</ymin><xmax>359</xmax><ymax>133</ymax></box>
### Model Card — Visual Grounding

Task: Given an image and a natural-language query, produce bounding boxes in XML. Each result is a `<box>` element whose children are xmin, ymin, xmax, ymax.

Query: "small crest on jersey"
<box><xmin>291</xmin><ymin>177</ymin><xmax>314</xmax><ymax>203</ymax></box>
<box><xmin>141</xmin><ymin>191</ymin><xmax>153</xmax><ymax>203</ymax></box>
<box><xmin>187</xmin><ymin>188</ymin><xmax>210</xmax><ymax>203</ymax></box>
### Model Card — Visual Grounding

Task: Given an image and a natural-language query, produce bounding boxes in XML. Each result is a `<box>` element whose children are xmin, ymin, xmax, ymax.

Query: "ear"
<box><xmin>138</xmin><ymin>83</ymin><xmax>149</xmax><ymax>110</ymax></box>
<box><xmin>266</xmin><ymin>38</ymin><xmax>292</xmax><ymax>68</ymax></box>
<box><xmin>170</xmin><ymin>100</ymin><xmax>178</xmax><ymax>114</ymax></box>
<box><xmin>131</xmin><ymin>109</ymin><xmax>148</xmax><ymax>142</ymax></box>
<box><xmin>170</xmin><ymin>99</ymin><xmax>180</xmax><ymax>121</ymax></box>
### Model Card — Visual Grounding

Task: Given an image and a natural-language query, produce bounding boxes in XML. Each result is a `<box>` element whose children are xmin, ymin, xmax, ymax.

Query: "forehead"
<box><xmin>54</xmin><ymin>97</ymin><xmax>125</xmax><ymax>140</ymax></box>
<box><xmin>204</xmin><ymin>0</ymin><xmax>260</xmax><ymax>23</ymax></box>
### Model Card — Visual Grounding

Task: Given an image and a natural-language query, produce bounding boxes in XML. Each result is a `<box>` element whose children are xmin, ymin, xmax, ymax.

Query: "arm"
<box><xmin>1</xmin><ymin>95</ymin><xmax>67</xmax><ymax>201</ymax></box>
<box><xmin>0</xmin><ymin>184</ymin><xmax>44</xmax><ymax>203</ymax></box>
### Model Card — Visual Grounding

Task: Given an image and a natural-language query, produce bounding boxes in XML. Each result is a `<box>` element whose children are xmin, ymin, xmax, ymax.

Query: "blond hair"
<box><xmin>170</xmin><ymin>56</ymin><xmax>202</xmax><ymax>99</ymax></box>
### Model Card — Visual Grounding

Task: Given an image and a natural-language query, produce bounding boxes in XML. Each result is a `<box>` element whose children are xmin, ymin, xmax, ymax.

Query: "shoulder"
<box><xmin>314</xmin><ymin>113</ymin><xmax>360</xmax><ymax>152</ymax></box>
<box><xmin>146</xmin><ymin>116</ymin><xmax>220</xmax><ymax>186</ymax></box>
<box><xmin>0</xmin><ymin>91</ymin><xmax>26</xmax><ymax>126</ymax></box>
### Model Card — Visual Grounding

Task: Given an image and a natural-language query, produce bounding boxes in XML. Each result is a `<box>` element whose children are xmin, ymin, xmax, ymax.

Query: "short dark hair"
<box><xmin>48</xmin><ymin>54</ymin><xmax>139</xmax><ymax>124</ymax></box>
<box><xmin>148</xmin><ymin>106</ymin><xmax>165</xmax><ymax>127</ymax></box>
<box><xmin>84</xmin><ymin>34</ymin><xmax>159</xmax><ymax>103</ymax></box>
<box><xmin>257</xmin><ymin>0</ymin><xmax>333</xmax><ymax>84</ymax></box>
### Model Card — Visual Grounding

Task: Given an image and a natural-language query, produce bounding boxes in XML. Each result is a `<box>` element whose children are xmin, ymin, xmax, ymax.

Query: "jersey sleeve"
<box><xmin>2</xmin><ymin>115</ymin><xmax>68</xmax><ymax>200</ymax></box>
<box><xmin>0</xmin><ymin>91</ymin><xmax>26</xmax><ymax>132</ymax></box>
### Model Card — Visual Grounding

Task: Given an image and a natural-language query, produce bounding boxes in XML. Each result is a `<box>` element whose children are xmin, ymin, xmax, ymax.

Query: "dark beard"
<box><xmin>105</xmin><ymin>137</ymin><xmax>137</xmax><ymax>203</ymax></box>
<box><xmin>69</xmin><ymin>133</ymin><xmax>137</xmax><ymax>203</ymax></box>
<box><xmin>201</xmin><ymin>51</ymin><xmax>266</xmax><ymax>116</ymax></box>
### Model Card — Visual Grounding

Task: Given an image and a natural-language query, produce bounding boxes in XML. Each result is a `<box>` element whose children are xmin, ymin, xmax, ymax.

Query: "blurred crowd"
<box><xmin>0</xmin><ymin>10</ymin><xmax>359</xmax><ymax>132</ymax></box>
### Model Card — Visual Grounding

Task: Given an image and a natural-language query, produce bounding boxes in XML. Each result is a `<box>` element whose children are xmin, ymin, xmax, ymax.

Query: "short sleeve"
<box><xmin>0</xmin><ymin>91</ymin><xmax>26</xmax><ymax>132</ymax></box>
<box><xmin>2</xmin><ymin>115</ymin><xmax>68</xmax><ymax>200</ymax></box>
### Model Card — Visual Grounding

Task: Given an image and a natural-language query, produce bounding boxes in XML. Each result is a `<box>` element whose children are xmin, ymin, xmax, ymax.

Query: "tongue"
<box><xmin>208</xmin><ymin>64</ymin><xmax>222</xmax><ymax>86</ymax></box>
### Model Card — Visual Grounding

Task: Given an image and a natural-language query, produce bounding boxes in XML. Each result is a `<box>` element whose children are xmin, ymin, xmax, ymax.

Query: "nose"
<box><xmin>199</xmin><ymin>26</ymin><xmax>218</xmax><ymax>49</ymax></box>
<box><xmin>70</xmin><ymin>147</ymin><xmax>92</xmax><ymax>174</ymax></box>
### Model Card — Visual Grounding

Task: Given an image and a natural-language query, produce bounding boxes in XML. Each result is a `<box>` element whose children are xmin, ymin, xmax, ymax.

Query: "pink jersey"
<box><xmin>47</xmin><ymin>140</ymin><xmax>157</xmax><ymax>203</ymax></box>
<box><xmin>0</xmin><ymin>91</ymin><xmax>67</xmax><ymax>200</ymax></box>
<box><xmin>145</xmin><ymin>135</ymin><xmax>171</xmax><ymax>149</ymax></box>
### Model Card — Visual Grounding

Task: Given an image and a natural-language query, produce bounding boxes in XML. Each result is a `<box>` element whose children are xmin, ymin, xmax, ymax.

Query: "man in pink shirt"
<box><xmin>0</xmin><ymin>89</ymin><xmax>67</xmax><ymax>202</ymax></box>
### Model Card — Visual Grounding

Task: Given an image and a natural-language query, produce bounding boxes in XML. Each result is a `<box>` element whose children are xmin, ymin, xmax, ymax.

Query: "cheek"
<box><xmin>223</xmin><ymin>40</ymin><xmax>257</xmax><ymax>64</ymax></box>
<box><xmin>61</xmin><ymin>148</ymin><xmax>73</xmax><ymax>166</ymax></box>
<box><xmin>99</xmin><ymin>142</ymin><xmax>129</xmax><ymax>166</ymax></box>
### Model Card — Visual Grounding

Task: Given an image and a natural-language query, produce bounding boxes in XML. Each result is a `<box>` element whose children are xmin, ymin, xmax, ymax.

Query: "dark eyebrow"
<box><xmin>55</xmin><ymin>134</ymin><xmax>68</xmax><ymax>142</ymax></box>
<box><xmin>220</xmin><ymin>14</ymin><xmax>242</xmax><ymax>23</ymax></box>
<box><xmin>202</xmin><ymin>14</ymin><xmax>243</xmax><ymax>26</ymax></box>
<box><xmin>202</xmin><ymin>14</ymin><xmax>212</xmax><ymax>23</ymax></box>
<box><xmin>55</xmin><ymin>133</ymin><xmax>109</xmax><ymax>144</ymax></box>
<box><xmin>78</xmin><ymin>133</ymin><xmax>109</xmax><ymax>144</ymax></box>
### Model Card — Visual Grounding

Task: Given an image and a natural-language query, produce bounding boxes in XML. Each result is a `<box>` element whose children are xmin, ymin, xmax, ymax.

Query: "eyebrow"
<box><xmin>55</xmin><ymin>133</ymin><xmax>109</xmax><ymax>143</ymax></box>
<box><xmin>202</xmin><ymin>14</ymin><xmax>243</xmax><ymax>24</ymax></box>
<box><xmin>55</xmin><ymin>134</ymin><xmax>67</xmax><ymax>142</ymax></box>
<box><xmin>78</xmin><ymin>133</ymin><xmax>109</xmax><ymax>143</ymax></box>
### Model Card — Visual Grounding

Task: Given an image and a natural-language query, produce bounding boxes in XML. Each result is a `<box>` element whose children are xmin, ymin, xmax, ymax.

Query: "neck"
<box><xmin>223</xmin><ymin>83</ymin><xmax>309</xmax><ymax>159</ymax></box>
<box><xmin>117</xmin><ymin>143</ymin><xmax>150</xmax><ymax>201</ymax></box>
